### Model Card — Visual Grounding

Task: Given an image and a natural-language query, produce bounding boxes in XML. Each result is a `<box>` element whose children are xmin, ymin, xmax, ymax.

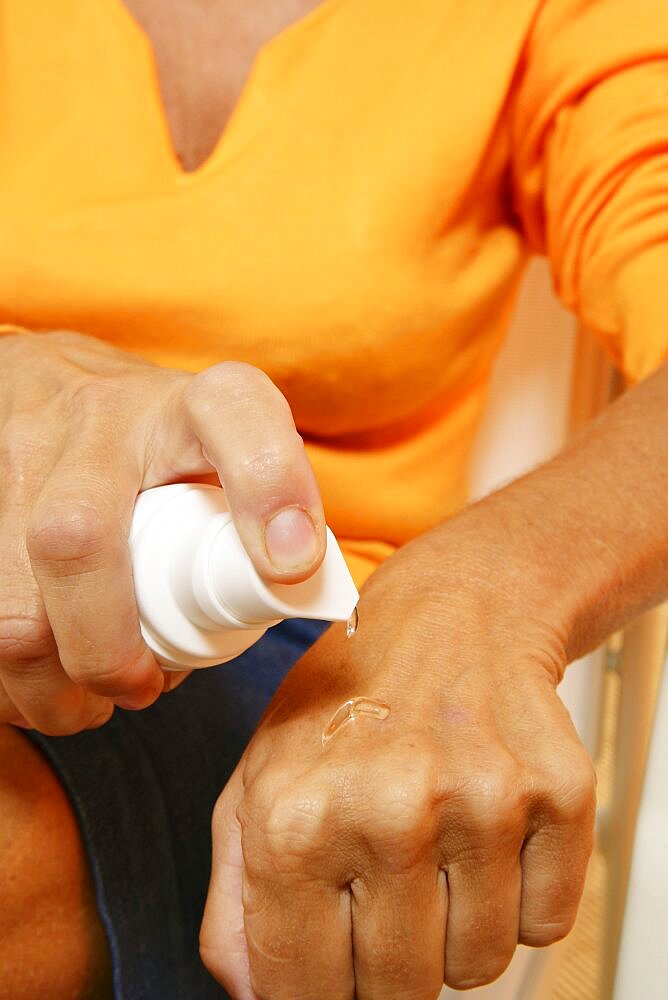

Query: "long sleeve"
<box><xmin>511</xmin><ymin>0</ymin><xmax>668</xmax><ymax>380</ymax></box>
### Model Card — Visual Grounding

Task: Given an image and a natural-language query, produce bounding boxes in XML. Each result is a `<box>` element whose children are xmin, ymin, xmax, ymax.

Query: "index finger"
<box><xmin>174</xmin><ymin>363</ymin><xmax>327</xmax><ymax>583</ymax></box>
<box><xmin>204</xmin><ymin>768</ymin><xmax>354</xmax><ymax>1000</ymax></box>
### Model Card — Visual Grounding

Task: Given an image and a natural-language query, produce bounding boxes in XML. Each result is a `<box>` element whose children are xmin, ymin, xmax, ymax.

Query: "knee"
<box><xmin>0</xmin><ymin>725</ymin><xmax>111</xmax><ymax>999</ymax></box>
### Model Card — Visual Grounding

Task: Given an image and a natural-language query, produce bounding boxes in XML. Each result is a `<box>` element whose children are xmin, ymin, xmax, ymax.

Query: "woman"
<box><xmin>0</xmin><ymin>1</ymin><xmax>667</xmax><ymax>997</ymax></box>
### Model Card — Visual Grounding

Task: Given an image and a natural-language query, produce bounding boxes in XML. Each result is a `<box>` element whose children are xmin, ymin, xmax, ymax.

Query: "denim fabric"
<box><xmin>27</xmin><ymin>618</ymin><xmax>329</xmax><ymax>1000</ymax></box>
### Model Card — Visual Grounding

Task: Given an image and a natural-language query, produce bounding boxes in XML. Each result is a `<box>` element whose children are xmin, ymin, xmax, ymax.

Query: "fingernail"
<box><xmin>264</xmin><ymin>507</ymin><xmax>319</xmax><ymax>573</ymax></box>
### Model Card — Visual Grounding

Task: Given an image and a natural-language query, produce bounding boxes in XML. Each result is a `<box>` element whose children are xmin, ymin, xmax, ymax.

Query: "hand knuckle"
<box><xmin>462</xmin><ymin>763</ymin><xmax>525</xmax><ymax>836</ymax></box>
<box><xmin>67</xmin><ymin>656</ymin><xmax>141</xmax><ymax>693</ymax></box>
<box><xmin>243</xmin><ymin>770</ymin><xmax>280</xmax><ymax>818</ymax></box>
<box><xmin>270</xmin><ymin>793</ymin><xmax>329</xmax><ymax>855</ymax></box>
<box><xmin>252</xmin><ymin>783</ymin><xmax>330</xmax><ymax>863</ymax></box>
<box><xmin>376</xmin><ymin>775</ymin><xmax>433</xmax><ymax>831</ymax></box>
<box><xmin>65</xmin><ymin>378</ymin><xmax>118</xmax><ymax>417</ymax></box>
<box><xmin>213</xmin><ymin>360</ymin><xmax>273</xmax><ymax>394</ymax></box>
<box><xmin>37</xmin><ymin>716</ymin><xmax>88</xmax><ymax>738</ymax></box>
<box><xmin>362</xmin><ymin>768</ymin><xmax>437</xmax><ymax>865</ymax></box>
<box><xmin>0</xmin><ymin>612</ymin><xmax>54</xmax><ymax>665</ymax></box>
<box><xmin>20</xmin><ymin>690</ymin><xmax>103</xmax><ymax>738</ymax></box>
<box><xmin>27</xmin><ymin>500</ymin><xmax>111</xmax><ymax>565</ymax></box>
<box><xmin>190</xmin><ymin>361</ymin><xmax>265</xmax><ymax>402</ymax></box>
<box><xmin>559</xmin><ymin>762</ymin><xmax>597</xmax><ymax>822</ymax></box>
<box><xmin>541</xmin><ymin>753</ymin><xmax>597</xmax><ymax>823</ymax></box>
<box><xmin>188</xmin><ymin>362</ymin><xmax>290</xmax><ymax>418</ymax></box>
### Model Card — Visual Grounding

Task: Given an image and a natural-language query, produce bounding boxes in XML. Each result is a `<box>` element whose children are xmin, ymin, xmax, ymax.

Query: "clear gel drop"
<box><xmin>346</xmin><ymin>606</ymin><xmax>359</xmax><ymax>638</ymax></box>
<box><xmin>321</xmin><ymin>697</ymin><xmax>390</xmax><ymax>747</ymax></box>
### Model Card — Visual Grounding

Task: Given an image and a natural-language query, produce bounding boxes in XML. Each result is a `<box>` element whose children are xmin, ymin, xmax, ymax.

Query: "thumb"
<box><xmin>200</xmin><ymin>762</ymin><xmax>258</xmax><ymax>1000</ymax></box>
<box><xmin>154</xmin><ymin>362</ymin><xmax>326</xmax><ymax>583</ymax></box>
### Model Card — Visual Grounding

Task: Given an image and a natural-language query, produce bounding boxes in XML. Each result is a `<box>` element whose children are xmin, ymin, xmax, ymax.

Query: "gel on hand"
<box><xmin>130</xmin><ymin>483</ymin><xmax>359</xmax><ymax>669</ymax></box>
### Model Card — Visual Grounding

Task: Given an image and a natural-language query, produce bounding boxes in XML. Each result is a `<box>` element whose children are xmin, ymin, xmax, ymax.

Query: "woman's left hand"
<box><xmin>199</xmin><ymin>522</ymin><xmax>596</xmax><ymax>999</ymax></box>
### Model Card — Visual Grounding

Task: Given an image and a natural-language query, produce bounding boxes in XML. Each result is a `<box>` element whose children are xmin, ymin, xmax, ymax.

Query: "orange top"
<box><xmin>1</xmin><ymin>0</ymin><xmax>668</xmax><ymax>585</ymax></box>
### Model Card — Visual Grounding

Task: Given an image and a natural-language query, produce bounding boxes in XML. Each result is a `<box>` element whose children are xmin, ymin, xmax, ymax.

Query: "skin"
<box><xmin>201</xmin><ymin>356</ymin><xmax>668</xmax><ymax>998</ymax></box>
<box><xmin>1</xmin><ymin>1</ymin><xmax>667</xmax><ymax>997</ymax></box>
<box><xmin>0</xmin><ymin>725</ymin><xmax>111</xmax><ymax>999</ymax></box>
<box><xmin>0</xmin><ymin>330</ymin><xmax>326</xmax><ymax>731</ymax></box>
<box><xmin>123</xmin><ymin>0</ymin><xmax>323</xmax><ymax>172</ymax></box>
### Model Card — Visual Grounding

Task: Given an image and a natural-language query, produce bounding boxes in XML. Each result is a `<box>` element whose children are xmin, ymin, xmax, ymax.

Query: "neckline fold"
<box><xmin>107</xmin><ymin>0</ymin><xmax>344</xmax><ymax>181</ymax></box>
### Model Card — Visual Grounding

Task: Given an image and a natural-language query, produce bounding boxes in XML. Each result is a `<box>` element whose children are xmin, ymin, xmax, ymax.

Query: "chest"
<box><xmin>0</xmin><ymin>0</ymin><xmax>537</xmax><ymax>433</ymax></box>
<box><xmin>121</xmin><ymin>0</ymin><xmax>323</xmax><ymax>171</ymax></box>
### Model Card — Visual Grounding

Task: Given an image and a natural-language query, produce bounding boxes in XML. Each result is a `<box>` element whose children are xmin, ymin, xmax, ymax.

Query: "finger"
<box><xmin>235</xmin><ymin>776</ymin><xmax>354</xmax><ymax>1000</ymax></box>
<box><xmin>519</xmin><ymin>762</ymin><xmax>596</xmax><ymax>947</ymax></box>
<box><xmin>352</xmin><ymin>867</ymin><xmax>447</xmax><ymax>1000</ymax></box>
<box><xmin>27</xmin><ymin>422</ymin><xmax>164</xmax><ymax>709</ymax></box>
<box><xmin>0</xmin><ymin>675</ymin><xmax>27</xmax><ymax>726</ymax></box>
<box><xmin>201</xmin><ymin>765</ymin><xmax>259</xmax><ymax>1000</ymax></box>
<box><xmin>0</xmin><ymin>625</ymin><xmax>114</xmax><ymax>735</ymax></box>
<box><xmin>243</xmin><ymin>876</ymin><xmax>353</xmax><ymax>1000</ymax></box>
<box><xmin>0</xmin><ymin>512</ymin><xmax>113</xmax><ymax>734</ymax></box>
<box><xmin>173</xmin><ymin>363</ymin><xmax>326</xmax><ymax>582</ymax></box>
<box><xmin>444</xmin><ymin>852</ymin><xmax>522</xmax><ymax>990</ymax></box>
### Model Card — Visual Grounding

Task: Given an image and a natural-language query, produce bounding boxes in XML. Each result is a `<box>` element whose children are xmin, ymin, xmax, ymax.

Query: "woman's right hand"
<box><xmin>0</xmin><ymin>329</ymin><xmax>325</xmax><ymax>735</ymax></box>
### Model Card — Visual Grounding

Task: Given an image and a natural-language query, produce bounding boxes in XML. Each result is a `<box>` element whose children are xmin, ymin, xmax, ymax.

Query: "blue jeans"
<box><xmin>26</xmin><ymin>619</ymin><xmax>329</xmax><ymax>1000</ymax></box>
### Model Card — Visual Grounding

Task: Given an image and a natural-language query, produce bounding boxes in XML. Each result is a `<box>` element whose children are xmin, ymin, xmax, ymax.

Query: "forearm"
<box><xmin>432</xmin><ymin>356</ymin><xmax>668</xmax><ymax>666</ymax></box>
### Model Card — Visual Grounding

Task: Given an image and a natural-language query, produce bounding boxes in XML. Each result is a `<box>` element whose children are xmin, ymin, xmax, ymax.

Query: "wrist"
<box><xmin>422</xmin><ymin>376</ymin><xmax>668</xmax><ymax>666</ymax></box>
<box><xmin>438</xmin><ymin>492</ymin><xmax>590</xmax><ymax>668</ymax></box>
<box><xmin>364</xmin><ymin>503</ymin><xmax>571</xmax><ymax>685</ymax></box>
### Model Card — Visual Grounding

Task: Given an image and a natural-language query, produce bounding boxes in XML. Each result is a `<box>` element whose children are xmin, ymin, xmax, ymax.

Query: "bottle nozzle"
<box><xmin>207</xmin><ymin>521</ymin><xmax>358</xmax><ymax>626</ymax></box>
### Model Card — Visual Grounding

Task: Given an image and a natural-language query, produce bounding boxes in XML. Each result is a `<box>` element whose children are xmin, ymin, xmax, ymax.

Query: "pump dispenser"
<box><xmin>130</xmin><ymin>483</ymin><xmax>359</xmax><ymax>669</ymax></box>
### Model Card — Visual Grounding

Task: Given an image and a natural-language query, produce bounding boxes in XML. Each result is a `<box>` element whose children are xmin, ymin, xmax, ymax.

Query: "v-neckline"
<box><xmin>107</xmin><ymin>0</ymin><xmax>343</xmax><ymax>182</ymax></box>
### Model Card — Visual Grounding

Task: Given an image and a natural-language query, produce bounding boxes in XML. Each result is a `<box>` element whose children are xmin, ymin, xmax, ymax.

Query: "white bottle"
<box><xmin>130</xmin><ymin>483</ymin><xmax>359</xmax><ymax>669</ymax></box>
